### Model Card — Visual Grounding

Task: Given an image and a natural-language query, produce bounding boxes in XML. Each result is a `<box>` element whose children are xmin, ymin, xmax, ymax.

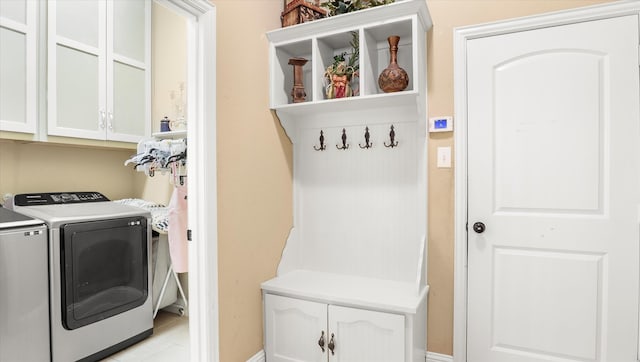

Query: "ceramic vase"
<box><xmin>289</xmin><ymin>57</ymin><xmax>308</xmax><ymax>103</ymax></box>
<box><xmin>378</xmin><ymin>35</ymin><xmax>409</xmax><ymax>93</ymax></box>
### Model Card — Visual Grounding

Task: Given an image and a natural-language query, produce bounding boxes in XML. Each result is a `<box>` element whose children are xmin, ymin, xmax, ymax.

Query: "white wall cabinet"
<box><xmin>0</xmin><ymin>0</ymin><xmax>37</xmax><ymax>134</ymax></box>
<box><xmin>262</xmin><ymin>2</ymin><xmax>432</xmax><ymax>361</ymax></box>
<box><xmin>48</xmin><ymin>0</ymin><xmax>150</xmax><ymax>142</ymax></box>
<box><xmin>265</xmin><ymin>294</ymin><xmax>405</xmax><ymax>362</ymax></box>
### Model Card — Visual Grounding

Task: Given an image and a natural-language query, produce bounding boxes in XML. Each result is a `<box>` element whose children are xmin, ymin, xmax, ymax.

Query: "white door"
<box><xmin>328</xmin><ymin>305</ymin><xmax>404</xmax><ymax>362</ymax></box>
<box><xmin>265</xmin><ymin>294</ymin><xmax>327</xmax><ymax>362</ymax></box>
<box><xmin>467</xmin><ymin>15</ymin><xmax>640</xmax><ymax>362</ymax></box>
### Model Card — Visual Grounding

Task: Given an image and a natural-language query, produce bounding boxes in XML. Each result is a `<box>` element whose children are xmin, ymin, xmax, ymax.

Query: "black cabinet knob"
<box><xmin>473</xmin><ymin>222</ymin><xmax>486</xmax><ymax>234</ymax></box>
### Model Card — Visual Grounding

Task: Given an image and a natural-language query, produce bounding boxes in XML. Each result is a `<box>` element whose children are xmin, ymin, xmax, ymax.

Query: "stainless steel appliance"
<box><xmin>13</xmin><ymin>192</ymin><xmax>153</xmax><ymax>362</ymax></box>
<box><xmin>0</xmin><ymin>207</ymin><xmax>50</xmax><ymax>362</ymax></box>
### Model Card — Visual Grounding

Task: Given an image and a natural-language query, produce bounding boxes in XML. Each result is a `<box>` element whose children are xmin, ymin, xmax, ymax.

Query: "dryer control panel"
<box><xmin>14</xmin><ymin>192</ymin><xmax>109</xmax><ymax>206</ymax></box>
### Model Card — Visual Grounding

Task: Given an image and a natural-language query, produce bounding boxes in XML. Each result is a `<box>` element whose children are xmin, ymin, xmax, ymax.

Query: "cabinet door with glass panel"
<box><xmin>0</xmin><ymin>0</ymin><xmax>37</xmax><ymax>134</ymax></box>
<box><xmin>48</xmin><ymin>0</ymin><xmax>150</xmax><ymax>143</ymax></box>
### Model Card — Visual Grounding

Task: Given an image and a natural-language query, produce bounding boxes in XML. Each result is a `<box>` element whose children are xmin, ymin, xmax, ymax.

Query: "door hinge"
<box><xmin>187</xmin><ymin>229</ymin><xmax>192</xmax><ymax>241</ymax></box>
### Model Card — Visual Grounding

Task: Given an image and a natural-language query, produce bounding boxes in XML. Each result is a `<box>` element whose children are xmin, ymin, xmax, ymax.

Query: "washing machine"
<box><xmin>0</xmin><ymin>207</ymin><xmax>50</xmax><ymax>362</ymax></box>
<box><xmin>13</xmin><ymin>192</ymin><xmax>153</xmax><ymax>362</ymax></box>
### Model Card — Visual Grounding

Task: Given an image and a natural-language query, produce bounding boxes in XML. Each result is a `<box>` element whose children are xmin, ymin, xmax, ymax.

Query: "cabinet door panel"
<box><xmin>0</xmin><ymin>0</ymin><xmax>26</xmax><ymax>23</ymax></box>
<box><xmin>55</xmin><ymin>0</ymin><xmax>100</xmax><ymax>47</ymax></box>
<box><xmin>112</xmin><ymin>0</ymin><xmax>145</xmax><ymax>62</ymax></box>
<box><xmin>328</xmin><ymin>305</ymin><xmax>404</xmax><ymax>362</ymax></box>
<box><xmin>111</xmin><ymin>62</ymin><xmax>145</xmax><ymax>140</ymax></box>
<box><xmin>55</xmin><ymin>45</ymin><xmax>102</xmax><ymax>136</ymax></box>
<box><xmin>0</xmin><ymin>28</ymin><xmax>26</xmax><ymax>125</ymax></box>
<box><xmin>265</xmin><ymin>294</ymin><xmax>327</xmax><ymax>362</ymax></box>
<box><xmin>0</xmin><ymin>0</ymin><xmax>36</xmax><ymax>134</ymax></box>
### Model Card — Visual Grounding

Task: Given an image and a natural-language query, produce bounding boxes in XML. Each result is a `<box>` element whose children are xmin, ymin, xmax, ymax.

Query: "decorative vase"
<box><xmin>289</xmin><ymin>57</ymin><xmax>308</xmax><ymax>103</ymax></box>
<box><xmin>378</xmin><ymin>35</ymin><xmax>409</xmax><ymax>93</ymax></box>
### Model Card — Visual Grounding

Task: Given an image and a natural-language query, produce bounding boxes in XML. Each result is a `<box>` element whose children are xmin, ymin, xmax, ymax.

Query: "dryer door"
<box><xmin>60</xmin><ymin>216</ymin><xmax>148</xmax><ymax>330</ymax></box>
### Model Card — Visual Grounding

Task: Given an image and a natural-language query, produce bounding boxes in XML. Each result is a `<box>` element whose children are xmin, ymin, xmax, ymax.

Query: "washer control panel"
<box><xmin>14</xmin><ymin>192</ymin><xmax>109</xmax><ymax>206</ymax></box>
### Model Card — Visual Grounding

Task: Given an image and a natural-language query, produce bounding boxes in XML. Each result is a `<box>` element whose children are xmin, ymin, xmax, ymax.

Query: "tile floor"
<box><xmin>101</xmin><ymin>312</ymin><xmax>189</xmax><ymax>362</ymax></box>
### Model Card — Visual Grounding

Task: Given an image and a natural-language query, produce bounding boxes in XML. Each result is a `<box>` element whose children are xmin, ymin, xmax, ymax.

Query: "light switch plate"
<box><xmin>437</xmin><ymin>146</ymin><xmax>452</xmax><ymax>168</ymax></box>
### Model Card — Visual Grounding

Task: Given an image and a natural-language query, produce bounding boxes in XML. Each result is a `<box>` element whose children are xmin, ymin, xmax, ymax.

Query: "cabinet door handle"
<box><xmin>107</xmin><ymin>112</ymin><xmax>114</xmax><ymax>131</ymax></box>
<box><xmin>99</xmin><ymin>110</ymin><xmax>106</xmax><ymax>129</ymax></box>
<box><xmin>318</xmin><ymin>330</ymin><xmax>325</xmax><ymax>352</ymax></box>
<box><xmin>328</xmin><ymin>333</ymin><xmax>335</xmax><ymax>355</ymax></box>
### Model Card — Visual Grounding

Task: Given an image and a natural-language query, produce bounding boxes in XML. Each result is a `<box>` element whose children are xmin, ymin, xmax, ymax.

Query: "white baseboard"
<box><xmin>427</xmin><ymin>351</ymin><xmax>454</xmax><ymax>362</ymax></box>
<box><xmin>247</xmin><ymin>349</ymin><xmax>451</xmax><ymax>362</ymax></box>
<box><xmin>247</xmin><ymin>349</ymin><xmax>265</xmax><ymax>362</ymax></box>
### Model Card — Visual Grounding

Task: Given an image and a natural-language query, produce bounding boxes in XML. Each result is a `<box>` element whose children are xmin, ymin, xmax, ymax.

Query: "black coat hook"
<box><xmin>314</xmin><ymin>130</ymin><xmax>326</xmax><ymax>151</ymax></box>
<box><xmin>359</xmin><ymin>126</ymin><xmax>372</xmax><ymax>149</ymax></box>
<box><xmin>384</xmin><ymin>125</ymin><xmax>399</xmax><ymax>148</ymax></box>
<box><xmin>336</xmin><ymin>128</ymin><xmax>349</xmax><ymax>150</ymax></box>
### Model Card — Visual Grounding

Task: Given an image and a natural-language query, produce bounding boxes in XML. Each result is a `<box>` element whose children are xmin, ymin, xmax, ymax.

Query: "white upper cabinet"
<box><xmin>0</xmin><ymin>0</ymin><xmax>37</xmax><ymax>134</ymax></box>
<box><xmin>48</xmin><ymin>0</ymin><xmax>150</xmax><ymax>142</ymax></box>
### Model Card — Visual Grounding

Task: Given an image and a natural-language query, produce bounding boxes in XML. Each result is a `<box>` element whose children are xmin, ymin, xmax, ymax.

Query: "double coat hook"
<box><xmin>336</xmin><ymin>128</ymin><xmax>349</xmax><ymax>150</ymax></box>
<box><xmin>314</xmin><ymin>130</ymin><xmax>326</xmax><ymax>151</ymax></box>
<box><xmin>384</xmin><ymin>125</ymin><xmax>399</xmax><ymax>148</ymax></box>
<box><xmin>359</xmin><ymin>127</ymin><xmax>372</xmax><ymax>149</ymax></box>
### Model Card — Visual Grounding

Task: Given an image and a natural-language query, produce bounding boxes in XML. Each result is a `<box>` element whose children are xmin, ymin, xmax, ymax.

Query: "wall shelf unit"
<box><xmin>262</xmin><ymin>1</ymin><xmax>432</xmax><ymax>361</ymax></box>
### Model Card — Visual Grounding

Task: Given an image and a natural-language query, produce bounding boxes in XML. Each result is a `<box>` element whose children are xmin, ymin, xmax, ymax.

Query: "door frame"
<box><xmin>452</xmin><ymin>2</ymin><xmax>640</xmax><ymax>361</ymax></box>
<box><xmin>158</xmin><ymin>1</ymin><xmax>218</xmax><ymax>361</ymax></box>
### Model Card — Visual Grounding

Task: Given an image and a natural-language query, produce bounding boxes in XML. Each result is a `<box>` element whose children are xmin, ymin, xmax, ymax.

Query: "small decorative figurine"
<box><xmin>289</xmin><ymin>57</ymin><xmax>309</xmax><ymax>103</ymax></box>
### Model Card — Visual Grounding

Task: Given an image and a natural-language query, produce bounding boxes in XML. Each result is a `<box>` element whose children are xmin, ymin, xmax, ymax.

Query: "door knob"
<box><xmin>472</xmin><ymin>222</ymin><xmax>486</xmax><ymax>233</ymax></box>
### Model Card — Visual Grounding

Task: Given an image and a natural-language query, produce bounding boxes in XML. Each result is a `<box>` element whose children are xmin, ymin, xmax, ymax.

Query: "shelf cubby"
<box><xmin>315</xmin><ymin>29</ymin><xmax>360</xmax><ymax>100</ymax></box>
<box><xmin>362</xmin><ymin>18</ymin><xmax>414</xmax><ymax>96</ymax></box>
<box><xmin>271</xmin><ymin>39</ymin><xmax>313</xmax><ymax>105</ymax></box>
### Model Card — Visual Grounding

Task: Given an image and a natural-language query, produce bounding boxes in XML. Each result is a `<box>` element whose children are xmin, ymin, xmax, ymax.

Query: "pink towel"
<box><xmin>168</xmin><ymin>183</ymin><xmax>188</xmax><ymax>273</ymax></box>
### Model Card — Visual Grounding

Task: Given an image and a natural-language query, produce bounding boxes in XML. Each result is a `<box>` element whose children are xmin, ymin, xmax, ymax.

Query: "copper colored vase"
<box><xmin>378</xmin><ymin>35</ymin><xmax>409</xmax><ymax>93</ymax></box>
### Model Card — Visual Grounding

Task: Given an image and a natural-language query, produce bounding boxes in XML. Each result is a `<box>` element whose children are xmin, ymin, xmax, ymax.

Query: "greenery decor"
<box><xmin>320</xmin><ymin>0</ymin><xmax>394</xmax><ymax>16</ymax></box>
<box><xmin>324</xmin><ymin>31</ymin><xmax>359</xmax><ymax>98</ymax></box>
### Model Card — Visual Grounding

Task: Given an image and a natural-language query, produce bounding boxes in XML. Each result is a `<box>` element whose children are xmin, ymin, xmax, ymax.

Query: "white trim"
<box><xmin>248</xmin><ymin>349</ymin><xmax>450</xmax><ymax>362</ymax></box>
<box><xmin>427</xmin><ymin>351</ymin><xmax>454</xmax><ymax>362</ymax></box>
<box><xmin>246</xmin><ymin>349</ymin><xmax>266</xmax><ymax>362</ymax></box>
<box><xmin>159</xmin><ymin>1</ymin><xmax>218</xmax><ymax>362</ymax></box>
<box><xmin>453</xmin><ymin>2</ymin><xmax>640</xmax><ymax>362</ymax></box>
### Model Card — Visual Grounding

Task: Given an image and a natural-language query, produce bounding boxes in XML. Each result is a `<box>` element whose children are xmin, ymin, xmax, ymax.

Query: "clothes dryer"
<box><xmin>13</xmin><ymin>192</ymin><xmax>153</xmax><ymax>362</ymax></box>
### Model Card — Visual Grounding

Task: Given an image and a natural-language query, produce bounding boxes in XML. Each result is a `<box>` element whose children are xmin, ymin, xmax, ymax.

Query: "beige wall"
<box><xmin>212</xmin><ymin>1</ymin><xmax>293</xmax><ymax>361</ymax></box>
<box><xmin>0</xmin><ymin>140</ymin><xmax>136</xmax><ymax>201</ymax></box>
